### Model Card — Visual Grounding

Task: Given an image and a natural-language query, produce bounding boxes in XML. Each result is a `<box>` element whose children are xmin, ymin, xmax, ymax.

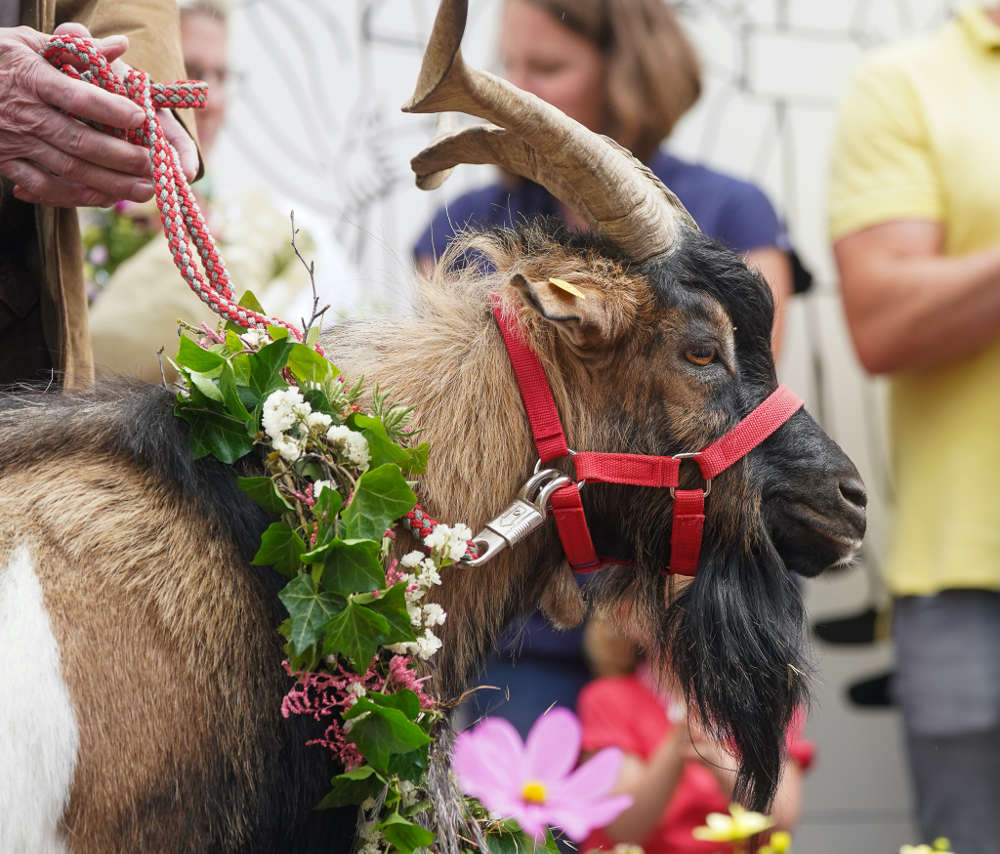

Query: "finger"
<box><xmin>29</xmin><ymin>137</ymin><xmax>153</xmax><ymax>202</ymax></box>
<box><xmin>31</xmin><ymin>105</ymin><xmax>152</xmax><ymax>176</ymax></box>
<box><xmin>33</xmin><ymin>58</ymin><xmax>145</xmax><ymax>129</ymax></box>
<box><xmin>4</xmin><ymin>159</ymin><xmax>115</xmax><ymax>208</ymax></box>
<box><xmin>50</xmin><ymin>24</ymin><xmax>130</xmax><ymax>69</ymax></box>
<box><xmin>159</xmin><ymin>110</ymin><xmax>200</xmax><ymax>181</ymax></box>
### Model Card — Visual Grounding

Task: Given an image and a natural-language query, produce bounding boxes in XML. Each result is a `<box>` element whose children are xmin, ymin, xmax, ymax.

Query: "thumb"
<box><xmin>52</xmin><ymin>23</ymin><xmax>129</xmax><ymax>63</ymax></box>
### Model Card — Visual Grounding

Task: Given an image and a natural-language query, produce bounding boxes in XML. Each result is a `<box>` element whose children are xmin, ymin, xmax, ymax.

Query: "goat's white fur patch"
<box><xmin>0</xmin><ymin>545</ymin><xmax>78</xmax><ymax>853</ymax></box>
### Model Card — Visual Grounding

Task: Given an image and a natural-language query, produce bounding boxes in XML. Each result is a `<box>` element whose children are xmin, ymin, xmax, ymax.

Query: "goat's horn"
<box><xmin>403</xmin><ymin>0</ymin><xmax>697</xmax><ymax>261</ymax></box>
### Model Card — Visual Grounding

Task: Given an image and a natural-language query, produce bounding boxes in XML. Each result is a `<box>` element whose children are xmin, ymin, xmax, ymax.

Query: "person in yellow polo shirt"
<box><xmin>828</xmin><ymin>5</ymin><xmax>1000</xmax><ymax>852</ymax></box>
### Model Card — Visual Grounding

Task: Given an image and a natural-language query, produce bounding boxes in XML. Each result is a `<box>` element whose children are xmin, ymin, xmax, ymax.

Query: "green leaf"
<box><xmin>365</xmin><ymin>584</ymin><xmax>417</xmax><ymax>645</ymax></box>
<box><xmin>321</xmin><ymin>600</ymin><xmax>389</xmax><ymax>671</ymax></box>
<box><xmin>188</xmin><ymin>370</ymin><xmax>223</xmax><ymax>402</ymax></box>
<box><xmin>218</xmin><ymin>362</ymin><xmax>251</xmax><ymax>423</ymax></box>
<box><xmin>267</xmin><ymin>324</ymin><xmax>290</xmax><ymax>340</ymax></box>
<box><xmin>484</xmin><ymin>828</ymin><xmax>530</xmax><ymax>854</ymax></box>
<box><xmin>238</xmin><ymin>477</ymin><xmax>293</xmax><ymax>515</ymax></box>
<box><xmin>308</xmin><ymin>539</ymin><xmax>386</xmax><ymax>596</ymax></box>
<box><xmin>175</xmin><ymin>406</ymin><xmax>254</xmax><ymax>463</ymax></box>
<box><xmin>368</xmin><ymin>688</ymin><xmax>420</xmax><ymax>721</ymax></box>
<box><xmin>278</xmin><ymin>574</ymin><xmax>344</xmax><ymax>655</ymax></box>
<box><xmin>248</xmin><ymin>338</ymin><xmax>293</xmax><ymax>399</ymax></box>
<box><xmin>378</xmin><ymin>813</ymin><xmax>435</xmax><ymax>854</ymax></box>
<box><xmin>402</xmin><ymin>443</ymin><xmax>429</xmax><ymax>476</ymax></box>
<box><xmin>225</xmin><ymin>289</ymin><xmax>267</xmax><ymax>332</ymax></box>
<box><xmin>175</xmin><ymin>334</ymin><xmax>225</xmax><ymax>372</ymax></box>
<box><xmin>314</xmin><ymin>766</ymin><xmax>383</xmax><ymax>810</ymax></box>
<box><xmin>252</xmin><ymin>521</ymin><xmax>306</xmax><ymax>576</ymax></box>
<box><xmin>306</xmin><ymin>325</ymin><xmax>321</xmax><ymax>347</ymax></box>
<box><xmin>341</xmin><ymin>464</ymin><xmax>417</xmax><ymax>541</ymax></box>
<box><xmin>344</xmin><ymin>698</ymin><xmax>431</xmax><ymax>773</ymax></box>
<box><xmin>348</xmin><ymin>414</ymin><xmax>423</xmax><ymax>473</ymax></box>
<box><xmin>387</xmin><ymin>743</ymin><xmax>429</xmax><ymax>782</ymax></box>
<box><xmin>287</xmin><ymin>342</ymin><xmax>336</xmax><ymax>385</ymax></box>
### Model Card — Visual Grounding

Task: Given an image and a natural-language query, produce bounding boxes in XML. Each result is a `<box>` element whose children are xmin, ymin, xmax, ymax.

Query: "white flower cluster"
<box><xmin>260</xmin><ymin>389</ymin><xmax>370</xmax><ymax>471</ymax></box>
<box><xmin>261</xmin><ymin>387</ymin><xmax>313</xmax><ymax>462</ymax></box>
<box><xmin>325</xmin><ymin>424</ymin><xmax>370</xmax><ymax>471</ymax></box>
<box><xmin>423</xmin><ymin>522</ymin><xmax>473</xmax><ymax>564</ymax></box>
<box><xmin>240</xmin><ymin>327</ymin><xmax>270</xmax><ymax>350</ymax></box>
<box><xmin>388</xmin><ymin>550</ymin><xmax>447</xmax><ymax>660</ymax></box>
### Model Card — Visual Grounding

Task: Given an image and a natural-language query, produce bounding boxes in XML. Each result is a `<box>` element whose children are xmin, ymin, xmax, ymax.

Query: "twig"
<box><xmin>156</xmin><ymin>346</ymin><xmax>168</xmax><ymax>389</ymax></box>
<box><xmin>289</xmin><ymin>210</ymin><xmax>330</xmax><ymax>338</ymax></box>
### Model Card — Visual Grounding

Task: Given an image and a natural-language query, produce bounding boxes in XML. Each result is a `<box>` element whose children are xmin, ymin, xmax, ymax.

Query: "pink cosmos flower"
<box><xmin>452</xmin><ymin>707</ymin><xmax>633</xmax><ymax>842</ymax></box>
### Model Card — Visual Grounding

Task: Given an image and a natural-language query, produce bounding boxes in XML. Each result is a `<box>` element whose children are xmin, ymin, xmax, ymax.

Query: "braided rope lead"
<box><xmin>44</xmin><ymin>36</ymin><xmax>475</xmax><ymax>560</ymax></box>
<box><xmin>42</xmin><ymin>35</ymin><xmax>302</xmax><ymax>339</ymax></box>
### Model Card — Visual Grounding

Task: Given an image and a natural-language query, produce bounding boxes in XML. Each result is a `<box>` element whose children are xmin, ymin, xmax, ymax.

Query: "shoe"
<box><xmin>812</xmin><ymin>605</ymin><xmax>891</xmax><ymax>645</ymax></box>
<box><xmin>846</xmin><ymin>670</ymin><xmax>894</xmax><ymax>708</ymax></box>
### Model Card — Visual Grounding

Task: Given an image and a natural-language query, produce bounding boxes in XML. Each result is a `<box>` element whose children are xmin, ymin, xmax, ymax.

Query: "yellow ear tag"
<box><xmin>548</xmin><ymin>277</ymin><xmax>586</xmax><ymax>299</ymax></box>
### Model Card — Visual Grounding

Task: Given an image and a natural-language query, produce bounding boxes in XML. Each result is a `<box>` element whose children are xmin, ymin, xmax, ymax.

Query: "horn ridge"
<box><xmin>405</xmin><ymin>0</ymin><xmax>698</xmax><ymax>260</ymax></box>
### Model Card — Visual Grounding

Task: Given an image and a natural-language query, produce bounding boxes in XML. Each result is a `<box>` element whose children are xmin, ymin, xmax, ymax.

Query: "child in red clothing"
<box><xmin>577</xmin><ymin>617</ymin><xmax>814</xmax><ymax>854</ymax></box>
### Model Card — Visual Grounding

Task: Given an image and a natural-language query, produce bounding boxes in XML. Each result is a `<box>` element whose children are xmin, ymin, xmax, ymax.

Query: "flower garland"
<box><xmin>170</xmin><ymin>292</ymin><xmax>621</xmax><ymax>854</ymax></box>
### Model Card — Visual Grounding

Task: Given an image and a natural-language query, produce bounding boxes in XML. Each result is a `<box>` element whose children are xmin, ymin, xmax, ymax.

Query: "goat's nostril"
<box><xmin>839</xmin><ymin>478</ymin><xmax>868</xmax><ymax>509</ymax></box>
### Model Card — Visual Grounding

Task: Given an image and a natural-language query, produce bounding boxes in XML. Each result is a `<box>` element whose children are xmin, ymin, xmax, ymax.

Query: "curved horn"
<box><xmin>403</xmin><ymin>0</ymin><xmax>697</xmax><ymax>261</ymax></box>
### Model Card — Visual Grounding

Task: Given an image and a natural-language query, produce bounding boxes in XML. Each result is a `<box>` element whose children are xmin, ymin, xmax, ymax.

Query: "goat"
<box><xmin>0</xmin><ymin>1</ymin><xmax>866</xmax><ymax>851</ymax></box>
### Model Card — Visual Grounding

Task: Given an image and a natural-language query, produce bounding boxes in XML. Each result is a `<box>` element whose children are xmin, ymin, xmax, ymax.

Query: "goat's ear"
<box><xmin>538</xmin><ymin>560</ymin><xmax>586</xmax><ymax>629</ymax></box>
<box><xmin>511</xmin><ymin>273</ymin><xmax>624</xmax><ymax>350</ymax></box>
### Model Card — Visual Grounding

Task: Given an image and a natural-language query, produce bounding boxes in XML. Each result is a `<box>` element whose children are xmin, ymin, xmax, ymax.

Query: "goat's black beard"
<box><xmin>657</xmin><ymin>540</ymin><xmax>808</xmax><ymax>812</ymax></box>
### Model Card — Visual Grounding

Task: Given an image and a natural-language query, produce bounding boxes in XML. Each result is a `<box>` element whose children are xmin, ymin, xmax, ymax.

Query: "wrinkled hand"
<box><xmin>0</xmin><ymin>22</ymin><xmax>196</xmax><ymax>208</ymax></box>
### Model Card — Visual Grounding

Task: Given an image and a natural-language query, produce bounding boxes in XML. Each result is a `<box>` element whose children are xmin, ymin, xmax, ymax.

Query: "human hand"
<box><xmin>0</xmin><ymin>23</ymin><xmax>153</xmax><ymax>207</ymax></box>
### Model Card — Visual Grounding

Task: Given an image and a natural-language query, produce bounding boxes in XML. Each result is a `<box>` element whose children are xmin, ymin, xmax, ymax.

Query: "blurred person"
<box><xmin>828</xmin><ymin>5</ymin><xmax>1000</xmax><ymax>852</ymax></box>
<box><xmin>88</xmin><ymin>0</ymin><xmax>316</xmax><ymax>383</ymax></box>
<box><xmin>413</xmin><ymin>0</ymin><xmax>796</xmax><ymax>738</ymax></box>
<box><xmin>0</xmin><ymin>4</ymin><xmax>198</xmax><ymax>388</ymax></box>
<box><xmin>577</xmin><ymin>614</ymin><xmax>812</xmax><ymax>854</ymax></box>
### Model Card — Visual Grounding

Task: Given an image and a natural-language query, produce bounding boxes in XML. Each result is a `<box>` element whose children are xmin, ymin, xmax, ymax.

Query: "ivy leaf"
<box><xmin>344</xmin><ymin>698</ymin><xmax>431</xmax><ymax>773</ymax></box>
<box><xmin>287</xmin><ymin>342</ymin><xmax>337</xmax><ymax>386</ymax></box>
<box><xmin>249</xmin><ymin>338</ymin><xmax>293</xmax><ymax>400</ymax></box>
<box><xmin>218</xmin><ymin>361</ymin><xmax>251</xmax><ymax>423</ymax></box>
<box><xmin>365</xmin><ymin>584</ymin><xmax>417</xmax><ymax>645</ymax></box>
<box><xmin>175</xmin><ymin>406</ymin><xmax>254</xmax><ymax>463</ymax></box>
<box><xmin>402</xmin><ymin>443</ymin><xmax>429</xmax><ymax>476</ymax></box>
<box><xmin>267</xmin><ymin>324</ymin><xmax>290</xmax><ymax>340</ymax></box>
<box><xmin>188</xmin><ymin>370</ymin><xmax>223</xmax><ymax>402</ymax></box>
<box><xmin>238</xmin><ymin>477</ymin><xmax>293</xmax><ymax>515</ymax></box>
<box><xmin>252</xmin><ymin>521</ymin><xmax>306</xmax><ymax>576</ymax></box>
<box><xmin>368</xmin><ymin>689</ymin><xmax>420</xmax><ymax>721</ymax></box>
<box><xmin>322</xmin><ymin>600</ymin><xmax>390</xmax><ymax>672</ymax></box>
<box><xmin>278</xmin><ymin>574</ymin><xmax>344</xmax><ymax>656</ymax></box>
<box><xmin>387</xmin><ymin>743</ymin><xmax>429</xmax><ymax>782</ymax></box>
<box><xmin>378</xmin><ymin>813</ymin><xmax>436</xmax><ymax>854</ymax></box>
<box><xmin>484</xmin><ymin>827</ymin><xmax>529</xmax><ymax>854</ymax></box>
<box><xmin>315</xmin><ymin>765</ymin><xmax>383</xmax><ymax>810</ymax></box>
<box><xmin>225</xmin><ymin>289</ymin><xmax>267</xmax><ymax>333</ymax></box>
<box><xmin>175</xmin><ymin>334</ymin><xmax>225</xmax><ymax>372</ymax></box>
<box><xmin>311</xmin><ymin>539</ymin><xmax>386</xmax><ymax>596</ymax></box>
<box><xmin>341</xmin><ymin>464</ymin><xmax>417</xmax><ymax>542</ymax></box>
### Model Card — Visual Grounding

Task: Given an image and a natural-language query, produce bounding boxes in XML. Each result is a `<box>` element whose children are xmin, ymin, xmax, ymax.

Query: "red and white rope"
<box><xmin>42</xmin><ymin>34</ymin><xmax>303</xmax><ymax>338</ymax></box>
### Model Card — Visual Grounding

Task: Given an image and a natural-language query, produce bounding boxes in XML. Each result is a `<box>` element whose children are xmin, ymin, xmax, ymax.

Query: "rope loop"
<box><xmin>41</xmin><ymin>34</ymin><xmax>303</xmax><ymax>339</ymax></box>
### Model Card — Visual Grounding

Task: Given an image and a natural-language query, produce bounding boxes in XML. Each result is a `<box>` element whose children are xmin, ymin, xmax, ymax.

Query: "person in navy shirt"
<box><xmin>413</xmin><ymin>0</ymin><xmax>795</xmax><ymax>738</ymax></box>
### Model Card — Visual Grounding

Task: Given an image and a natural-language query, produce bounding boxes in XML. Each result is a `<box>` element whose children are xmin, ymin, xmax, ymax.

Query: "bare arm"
<box><xmin>835</xmin><ymin>220</ymin><xmax>1000</xmax><ymax>374</ymax></box>
<box><xmin>745</xmin><ymin>247</ymin><xmax>792</xmax><ymax>362</ymax></box>
<box><xmin>597</xmin><ymin>728</ymin><xmax>688</xmax><ymax>844</ymax></box>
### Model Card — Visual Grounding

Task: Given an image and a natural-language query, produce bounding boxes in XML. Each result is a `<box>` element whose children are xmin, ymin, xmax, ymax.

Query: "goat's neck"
<box><xmin>326</xmin><ymin>307</ymin><xmax>590</xmax><ymax>697</ymax></box>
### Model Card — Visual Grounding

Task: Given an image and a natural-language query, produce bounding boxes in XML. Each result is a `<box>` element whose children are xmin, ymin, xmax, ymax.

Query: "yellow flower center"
<box><xmin>521</xmin><ymin>780</ymin><xmax>547</xmax><ymax>804</ymax></box>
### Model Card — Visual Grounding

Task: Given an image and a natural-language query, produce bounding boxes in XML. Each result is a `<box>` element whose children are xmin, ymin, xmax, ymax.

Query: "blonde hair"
<box><xmin>521</xmin><ymin>0</ymin><xmax>701</xmax><ymax>160</ymax></box>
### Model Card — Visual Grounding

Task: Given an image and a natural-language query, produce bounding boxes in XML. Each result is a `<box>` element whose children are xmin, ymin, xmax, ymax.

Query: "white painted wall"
<box><xmin>209</xmin><ymin>1</ymin><xmax>963</xmax><ymax>848</ymax></box>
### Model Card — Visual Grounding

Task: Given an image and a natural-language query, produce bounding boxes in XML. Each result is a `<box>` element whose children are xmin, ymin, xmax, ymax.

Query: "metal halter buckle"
<box><xmin>670</xmin><ymin>451</ymin><xmax>712</xmax><ymax>498</ymax></box>
<box><xmin>462</xmin><ymin>468</ymin><xmax>572</xmax><ymax>567</ymax></box>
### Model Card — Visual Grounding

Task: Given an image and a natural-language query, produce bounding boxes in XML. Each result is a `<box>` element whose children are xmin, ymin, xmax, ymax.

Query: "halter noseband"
<box><xmin>490</xmin><ymin>298</ymin><xmax>804</xmax><ymax>576</ymax></box>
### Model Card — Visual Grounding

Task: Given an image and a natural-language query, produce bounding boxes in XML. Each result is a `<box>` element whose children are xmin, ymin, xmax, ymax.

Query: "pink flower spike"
<box><xmin>452</xmin><ymin>708</ymin><xmax>633</xmax><ymax>843</ymax></box>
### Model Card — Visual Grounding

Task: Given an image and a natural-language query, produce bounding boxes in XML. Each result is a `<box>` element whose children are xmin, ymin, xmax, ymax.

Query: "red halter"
<box><xmin>493</xmin><ymin>300</ymin><xmax>804</xmax><ymax>576</ymax></box>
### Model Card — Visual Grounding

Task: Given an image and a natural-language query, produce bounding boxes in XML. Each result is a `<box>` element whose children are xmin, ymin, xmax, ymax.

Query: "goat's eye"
<box><xmin>684</xmin><ymin>346</ymin><xmax>716</xmax><ymax>366</ymax></box>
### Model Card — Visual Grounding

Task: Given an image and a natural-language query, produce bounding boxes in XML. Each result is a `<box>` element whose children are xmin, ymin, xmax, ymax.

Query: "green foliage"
<box><xmin>170</xmin><ymin>316</ymin><xmax>461</xmax><ymax>854</ymax></box>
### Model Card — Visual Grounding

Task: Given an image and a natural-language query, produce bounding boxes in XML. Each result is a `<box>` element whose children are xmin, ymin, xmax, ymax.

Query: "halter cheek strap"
<box><xmin>493</xmin><ymin>300</ymin><xmax>804</xmax><ymax>576</ymax></box>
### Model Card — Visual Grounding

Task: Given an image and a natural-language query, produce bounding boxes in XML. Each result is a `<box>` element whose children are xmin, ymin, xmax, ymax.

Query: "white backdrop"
<box><xmin>209</xmin><ymin>2</ymin><xmax>962</xmax><ymax>849</ymax></box>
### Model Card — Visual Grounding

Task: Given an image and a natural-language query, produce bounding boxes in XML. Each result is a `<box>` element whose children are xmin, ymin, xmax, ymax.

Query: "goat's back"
<box><xmin>0</xmin><ymin>383</ymin><xmax>353</xmax><ymax>852</ymax></box>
